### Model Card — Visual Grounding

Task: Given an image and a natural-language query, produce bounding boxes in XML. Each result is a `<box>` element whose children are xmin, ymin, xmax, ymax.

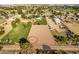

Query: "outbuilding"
<box><xmin>53</xmin><ymin>18</ymin><xmax>61</xmax><ymax>24</ymax></box>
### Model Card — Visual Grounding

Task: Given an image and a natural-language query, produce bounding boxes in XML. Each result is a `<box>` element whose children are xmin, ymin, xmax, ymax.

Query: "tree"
<box><xmin>57</xmin><ymin>12</ymin><xmax>62</xmax><ymax>15</ymax></box>
<box><xmin>17</xmin><ymin>9</ymin><xmax>23</xmax><ymax>14</ymax></box>
<box><xmin>72</xmin><ymin>34</ymin><xmax>79</xmax><ymax>45</ymax></box>
<box><xmin>21</xmin><ymin>14</ymin><xmax>27</xmax><ymax>19</ymax></box>
<box><xmin>11</xmin><ymin>11</ymin><xmax>16</xmax><ymax>14</ymax></box>
<box><xmin>54</xmin><ymin>35</ymin><xmax>67</xmax><ymax>43</ymax></box>
<box><xmin>19</xmin><ymin>38</ymin><xmax>28</xmax><ymax>45</ymax></box>
<box><xmin>11</xmin><ymin>21</ymin><xmax>16</xmax><ymax>28</ymax></box>
<box><xmin>0</xmin><ymin>26</ymin><xmax>5</xmax><ymax>35</ymax></box>
<box><xmin>73</xmin><ymin>34</ymin><xmax>79</xmax><ymax>42</ymax></box>
<box><xmin>15</xmin><ymin>18</ymin><xmax>20</xmax><ymax>23</ymax></box>
<box><xmin>0</xmin><ymin>45</ymin><xmax>3</xmax><ymax>50</ymax></box>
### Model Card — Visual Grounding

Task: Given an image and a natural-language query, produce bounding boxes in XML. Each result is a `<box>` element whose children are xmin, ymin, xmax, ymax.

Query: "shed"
<box><xmin>53</xmin><ymin>18</ymin><xmax>61</xmax><ymax>24</ymax></box>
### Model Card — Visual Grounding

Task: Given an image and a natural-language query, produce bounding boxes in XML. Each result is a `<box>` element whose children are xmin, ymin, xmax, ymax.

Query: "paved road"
<box><xmin>50</xmin><ymin>46</ymin><xmax>79</xmax><ymax>51</ymax></box>
<box><xmin>37</xmin><ymin>45</ymin><xmax>79</xmax><ymax>51</ymax></box>
<box><xmin>0</xmin><ymin>44</ymin><xmax>20</xmax><ymax>54</ymax></box>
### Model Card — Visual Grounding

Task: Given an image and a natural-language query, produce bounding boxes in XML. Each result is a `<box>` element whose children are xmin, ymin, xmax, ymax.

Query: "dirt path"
<box><xmin>38</xmin><ymin>45</ymin><xmax>79</xmax><ymax>51</ymax></box>
<box><xmin>52</xmin><ymin>46</ymin><xmax>79</xmax><ymax>51</ymax></box>
<box><xmin>0</xmin><ymin>20</ymin><xmax>12</xmax><ymax>40</ymax></box>
<box><xmin>2</xmin><ymin>44</ymin><xmax>20</xmax><ymax>51</ymax></box>
<box><xmin>0</xmin><ymin>44</ymin><xmax>20</xmax><ymax>54</ymax></box>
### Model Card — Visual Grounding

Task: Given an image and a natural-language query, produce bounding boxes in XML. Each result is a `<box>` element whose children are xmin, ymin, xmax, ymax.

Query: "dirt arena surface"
<box><xmin>28</xmin><ymin>25</ymin><xmax>57</xmax><ymax>49</ymax></box>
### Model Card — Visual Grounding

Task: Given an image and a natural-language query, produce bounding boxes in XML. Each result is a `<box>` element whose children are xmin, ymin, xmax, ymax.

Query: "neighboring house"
<box><xmin>0</xmin><ymin>16</ymin><xmax>5</xmax><ymax>19</ymax></box>
<box><xmin>43</xmin><ymin>12</ymin><xmax>52</xmax><ymax>17</ymax></box>
<box><xmin>53</xmin><ymin>18</ymin><xmax>61</xmax><ymax>24</ymax></box>
<box><xmin>32</xmin><ymin>17</ymin><xmax>41</xmax><ymax>23</ymax></box>
<box><xmin>77</xmin><ymin>13</ymin><xmax>79</xmax><ymax>15</ymax></box>
<box><xmin>72</xmin><ymin>16</ymin><xmax>78</xmax><ymax>21</ymax></box>
<box><xmin>8</xmin><ymin>16</ymin><xmax>16</xmax><ymax>21</ymax></box>
<box><xmin>36</xmin><ymin>17</ymin><xmax>42</xmax><ymax>21</ymax></box>
<box><xmin>8</xmin><ymin>14</ymin><xmax>21</xmax><ymax>21</ymax></box>
<box><xmin>60</xmin><ymin>15</ymin><xmax>66</xmax><ymax>20</ymax></box>
<box><xmin>59</xmin><ymin>23</ymin><xmax>65</xmax><ymax>29</ymax></box>
<box><xmin>68</xmin><ymin>12</ymin><xmax>74</xmax><ymax>18</ymax></box>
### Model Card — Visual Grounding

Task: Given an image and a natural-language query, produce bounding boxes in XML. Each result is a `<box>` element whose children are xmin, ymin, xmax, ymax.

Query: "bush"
<box><xmin>11</xmin><ymin>21</ymin><xmax>16</xmax><ymax>28</ymax></box>
<box><xmin>54</xmin><ymin>35</ymin><xmax>67</xmax><ymax>43</ymax></box>
<box><xmin>19</xmin><ymin>38</ymin><xmax>28</xmax><ymax>45</ymax></box>
<box><xmin>15</xmin><ymin>18</ymin><xmax>20</xmax><ymax>23</ymax></box>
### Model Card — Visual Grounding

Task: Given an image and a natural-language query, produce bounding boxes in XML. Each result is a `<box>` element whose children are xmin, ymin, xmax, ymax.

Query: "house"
<box><xmin>36</xmin><ymin>17</ymin><xmax>42</xmax><ymax>21</ymax></box>
<box><xmin>59</xmin><ymin>23</ymin><xmax>65</xmax><ymax>29</ymax></box>
<box><xmin>72</xmin><ymin>16</ymin><xmax>78</xmax><ymax>21</ymax></box>
<box><xmin>8</xmin><ymin>16</ymin><xmax>16</xmax><ymax>21</ymax></box>
<box><xmin>53</xmin><ymin>18</ymin><xmax>61</xmax><ymax>24</ymax></box>
<box><xmin>68</xmin><ymin>12</ymin><xmax>74</xmax><ymax>18</ymax></box>
<box><xmin>8</xmin><ymin>14</ymin><xmax>21</xmax><ymax>21</ymax></box>
<box><xmin>77</xmin><ymin>13</ymin><xmax>79</xmax><ymax>15</ymax></box>
<box><xmin>43</xmin><ymin>12</ymin><xmax>53</xmax><ymax>17</ymax></box>
<box><xmin>60</xmin><ymin>15</ymin><xmax>66</xmax><ymax>20</ymax></box>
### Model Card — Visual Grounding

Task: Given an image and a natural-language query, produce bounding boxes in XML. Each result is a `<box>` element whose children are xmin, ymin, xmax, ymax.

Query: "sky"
<box><xmin>0</xmin><ymin>0</ymin><xmax>79</xmax><ymax>4</ymax></box>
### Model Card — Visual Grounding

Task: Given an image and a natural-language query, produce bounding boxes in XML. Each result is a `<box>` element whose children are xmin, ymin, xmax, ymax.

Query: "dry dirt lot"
<box><xmin>64</xmin><ymin>21</ymin><xmax>79</xmax><ymax>35</ymax></box>
<box><xmin>0</xmin><ymin>21</ymin><xmax>12</xmax><ymax>40</ymax></box>
<box><xmin>27</xmin><ymin>25</ymin><xmax>57</xmax><ymax>50</ymax></box>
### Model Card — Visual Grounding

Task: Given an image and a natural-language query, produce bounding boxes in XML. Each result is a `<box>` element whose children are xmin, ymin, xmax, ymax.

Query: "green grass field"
<box><xmin>33</xmin><ymin>17</ymin><xmax>47</xmax><ymax>25</ymax></box>
<box><xmin>1</xmin><ymin>22</ymin><xmax>32</xmax><ymax>44</ymax></box>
